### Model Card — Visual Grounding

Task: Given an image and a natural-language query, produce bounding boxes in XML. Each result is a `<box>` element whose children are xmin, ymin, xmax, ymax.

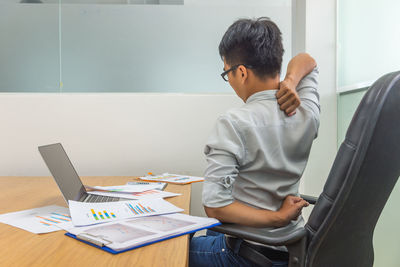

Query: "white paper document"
<box><xmin>69</xmin><ymin>198</ymin><xmax>183</xmax><ymax>226</ymax></box>
<box><xmin>67</xmin><ymin>213</ymin><xmax>220</xmax><ymax>251</ymax></box>
<box><xmin>0</xmin><ymin>205</ymin><xmax>73</xmax><ymax>234</ymax></box>
<box><xmin>126</xmin><ymin>182</ymin><xmax>167</xmax><ymax>190</ymax></box>
<box><xmin>139</xmin><ymin>173</ymin><xmax>204</xmax><ymax>184</ymax></box>
<box><xmin>86</xmin><ymin>183</ymin><xmax>166</xmax><ymax>193</ymax></box>
<box><xmin>88</xmin><ymin>190</ymin><xmax>180</xmax><ymax>200</ymax></box>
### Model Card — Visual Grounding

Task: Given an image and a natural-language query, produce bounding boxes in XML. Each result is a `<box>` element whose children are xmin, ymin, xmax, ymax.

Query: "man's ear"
<box><xmin>237</xmin><ymin>65</ymin><xmax>248</xmax><ymax>83</ymax></box>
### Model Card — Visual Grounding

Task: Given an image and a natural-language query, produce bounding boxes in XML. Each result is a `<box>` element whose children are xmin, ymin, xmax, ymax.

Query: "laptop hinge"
<box><xmin>79</xmin><ymin>193</ymin><xmax>89</xmax><ymax>202</ymax></box>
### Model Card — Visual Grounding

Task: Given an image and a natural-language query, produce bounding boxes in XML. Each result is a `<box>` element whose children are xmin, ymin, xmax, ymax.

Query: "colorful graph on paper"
<box><xmin>125</xmin><ymin>203</ymin><xmax>156</xmax><ymax>215</ymax></box>
<box><xmin>132</xmin><ymin>190</ymin><xmax>161</xmax><ymax>196</ymax></box>
<box><xmin>0</xmin><ymin>205</ymin><xmax>73</xmax><ymax>234</ymax></box>
<box><xmin>36</xmin><ymin>212</ymin><xmax>72</xmax><ymax>226</ymax></box>
<box><xmin>90</xmin><ymin>209</ymin><xmax>117</xmax><ymax>221</ymax></box>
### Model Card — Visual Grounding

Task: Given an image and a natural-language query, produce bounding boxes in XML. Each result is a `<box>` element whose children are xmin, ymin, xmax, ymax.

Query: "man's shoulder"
<box><xmin>221</xmin><ymin>104</ymin><xmax>260</xmax><ymax>123</ymax></box>
<box><xmin>222</xmin><ymin>100</ymin><xmax>283</xmax><ymax>125</ymax></box>
<box><xmin>214</xmin><ymin>107</ymin><xmax>254</xmax><ymax>132</ymax></box>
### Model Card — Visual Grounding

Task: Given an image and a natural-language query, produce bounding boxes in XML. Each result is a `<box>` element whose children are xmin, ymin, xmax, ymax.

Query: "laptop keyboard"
<box><xmin>85</xmin><ymin>194</ymin><xmax>119</xmax><ymax>203</ymax></box>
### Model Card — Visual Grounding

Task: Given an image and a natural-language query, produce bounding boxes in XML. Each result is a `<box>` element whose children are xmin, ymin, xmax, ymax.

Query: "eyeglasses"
<box><xmin>220</xmin><ymin>64</ymin><xmax>254</xmax><ymax>82</ymax></box>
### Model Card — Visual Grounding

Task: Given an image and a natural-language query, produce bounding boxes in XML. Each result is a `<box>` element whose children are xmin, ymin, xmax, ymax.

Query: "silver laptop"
<box><xmin>39</xmin><ymin>143</ymin><xmax>122</xmax><ymax>204</ymax></box>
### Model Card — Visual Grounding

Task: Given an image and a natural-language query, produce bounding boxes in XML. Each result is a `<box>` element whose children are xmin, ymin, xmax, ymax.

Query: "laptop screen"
<box><xmin>38</xmin><ymin>143</ymin><xmax>86</xmax><ymax>203</ymax></box>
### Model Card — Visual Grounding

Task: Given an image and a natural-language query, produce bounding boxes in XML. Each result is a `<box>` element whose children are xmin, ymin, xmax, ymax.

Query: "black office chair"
<box><xmin>211</xmin><ymin>71</ymin><xmax>400</xmax><ymax>267</ymax></box>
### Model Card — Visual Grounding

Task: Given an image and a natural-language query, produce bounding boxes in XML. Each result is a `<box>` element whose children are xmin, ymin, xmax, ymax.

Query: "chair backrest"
<box><xmin>305</xmin><ymin>71</ymin><xmax>400</xmax><ymax>267</ymax></box>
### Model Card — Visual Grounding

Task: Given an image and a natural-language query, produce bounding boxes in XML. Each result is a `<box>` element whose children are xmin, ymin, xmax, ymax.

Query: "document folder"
<box><xmin>64</xmin><ymin>213</ymin><xmax>220</xmax><ymax>254</ymax></box>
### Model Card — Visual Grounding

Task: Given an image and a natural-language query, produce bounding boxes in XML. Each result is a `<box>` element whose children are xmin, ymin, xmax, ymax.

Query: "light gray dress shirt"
<box><xmin>202</xmin><ymin>68</ymin><xmax>320</xmax><ymax>232</ymax></box>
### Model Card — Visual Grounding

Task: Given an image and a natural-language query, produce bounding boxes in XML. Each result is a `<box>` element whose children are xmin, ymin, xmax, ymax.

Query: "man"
<box><xmin>189</xmin><ymin>17</ymin><xmax>319</xmax><ymax>267</ymax></box>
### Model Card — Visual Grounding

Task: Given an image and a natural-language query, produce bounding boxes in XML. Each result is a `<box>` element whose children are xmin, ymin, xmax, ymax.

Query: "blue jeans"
<box><xmin>189</xmin><ymin>230</ymin><xmax>288</xmax><ymax>267</ymax></box>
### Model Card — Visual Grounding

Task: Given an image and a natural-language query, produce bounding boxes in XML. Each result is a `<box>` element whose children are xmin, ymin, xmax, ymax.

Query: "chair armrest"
<box><xmin>300</xmin><ymin>194</ymin><xmax>318</xmax><ymax>205</ymax></box>
<box><xmin>211</xmin><ymin>223</ymin><xmax>307</xmax><ymax>246</ymax></box>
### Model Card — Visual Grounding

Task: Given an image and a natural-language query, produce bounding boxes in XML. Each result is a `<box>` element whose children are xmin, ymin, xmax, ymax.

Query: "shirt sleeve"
<box><xmin>297</xmin><ymin>66</ymin><xmax>320</xmax><ymax>118</ymax></box>
<box><xmin>202</xmin><ymin>115</ymin><xmax>244</xmax><ymax>208</ymax></box>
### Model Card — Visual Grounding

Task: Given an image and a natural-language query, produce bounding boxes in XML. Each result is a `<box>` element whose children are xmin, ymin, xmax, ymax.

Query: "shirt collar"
<box><xmin>245</xmin><ymin>89</ymin><xmax>278</xmax><ymax>104</ymax></box>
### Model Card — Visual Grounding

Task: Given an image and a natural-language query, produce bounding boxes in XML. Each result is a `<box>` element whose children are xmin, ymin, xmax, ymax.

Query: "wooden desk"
<box><xmin>0</xmin><ymin>176</ymin><xmax>191</xmax><ymax>267</ymax></box>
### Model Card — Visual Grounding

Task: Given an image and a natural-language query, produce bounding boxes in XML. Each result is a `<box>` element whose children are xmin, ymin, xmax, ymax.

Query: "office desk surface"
<box><xmin>0</xmin><ymin>176</ymin><xmax>191</xmax><ymax>267</ymax></box>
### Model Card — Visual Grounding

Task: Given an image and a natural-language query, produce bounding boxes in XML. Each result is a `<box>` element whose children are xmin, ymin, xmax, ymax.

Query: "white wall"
<box><xmin>0</xmin><ymin>93</ymin><xmax>243</xmax><ymax>177</ymax></box>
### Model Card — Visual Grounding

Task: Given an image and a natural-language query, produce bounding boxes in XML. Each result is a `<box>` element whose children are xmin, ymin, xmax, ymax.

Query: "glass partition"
<box><xmin>0</xmin><ymin>0</ymin><xmax>292</xmax><ymax>93</ymax></box>
<box><xmin>0</xmin><ymin>2</ymin><xmax>60</xmax><ymax>92</ymax></box>
<box><xmin>337</xmin><ymin>88</ymin><xmax>367</xmax><ymax>146</ymax></box>
<box><xmin>338</xmin><ymin>0</ymin><xmax>400</xmax><ymax>88</ymax></box>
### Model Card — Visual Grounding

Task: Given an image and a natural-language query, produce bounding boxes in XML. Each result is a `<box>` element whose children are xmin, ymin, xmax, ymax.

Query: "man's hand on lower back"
<box><xmin>276</xmin><ymin>78</ymin><xmax>301</xmax><ymax>116</ymax></box>
<box><xmin>276</xmin><ymin>195</ymin><xmax>309</xmax><ymax>227</ymax></box>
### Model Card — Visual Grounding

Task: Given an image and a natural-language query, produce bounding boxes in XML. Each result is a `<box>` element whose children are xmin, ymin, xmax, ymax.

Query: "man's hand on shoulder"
<box><xmin>276</xmin><ymin>77</ymin><xmax>301</xmax><ymax>116</ymax></box>
<box><xmin>275</xmin><ymin>195</ymin><xmax>309</xmax><ymax>227</ymax></box>
<box><xmin>276</xmin><ymin>53</ymin><xmax>317</xmax><ymax>116</ymax></box>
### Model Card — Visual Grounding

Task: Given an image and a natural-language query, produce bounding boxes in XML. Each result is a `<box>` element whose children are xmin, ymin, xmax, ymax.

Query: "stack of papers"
<box><xmin>86</xmin><ymin>183</ymin><xmax>180</xmax><ymax>200</ymax></box>
<box><xmin>88</xmin><ymin>190</ymin><xmax>180</xmax><ymax>200</ymax></box>
<box><xmin>139</xmin><ymin>173</ymin><xmax>204</xmax><ymax>184</ymax></box>
<box><xmin>0</xmin><ymin>178</ymin><xmax>220</xmax><ymax>254</ymax></box>
<box><xmin>63</xmin><ymin>197</ymin><xmax>220</xmax><ymax>253</ymax></box>
<box><xmin>86</xmin><ymin>182</ymin><xmax>167</xmax><ymax>193</ymax></box>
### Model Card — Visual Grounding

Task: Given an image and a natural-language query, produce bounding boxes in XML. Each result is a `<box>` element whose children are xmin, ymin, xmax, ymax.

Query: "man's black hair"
<box><xmin>219</xmin><ymin>17</ymin><xmax>284</xmax><ymax>79</ymax></box>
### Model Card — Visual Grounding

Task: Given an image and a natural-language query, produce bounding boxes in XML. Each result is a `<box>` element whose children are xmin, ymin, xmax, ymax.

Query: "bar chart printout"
<box><xmin>125</xmin><ymin>203</ymin><xmax>156</xmax><ymax>215</ymax></box>
<box><xmin>90</xmin><ymin>209</ymin><xmax>116</xmax><ymax>221</ymax></box>
<box><xmin>37</xmin><ymin>212</ymin><xmax>72</xmax><ymax>226</ymax></box>
<box><xmin>0</xmin><ymin>205</ymin><xmax>73</xmax><ymax>234</ymax></box>
<box><xmin>69</xmin><ymin>199</ymin><xmax>184</xmax><ymax>226</ymax></box>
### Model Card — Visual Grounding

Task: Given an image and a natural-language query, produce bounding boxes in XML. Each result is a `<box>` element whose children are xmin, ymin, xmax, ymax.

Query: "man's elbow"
<box><xmin>307</xmin><ymin>53</ymin><xmax>317</xmax><ymax>69</ymax></box>
<box><xmin>204</xmin><ymin>206</ymin><xmax>222</xmax><ymax>219</ymax></box>
<box><xmin>298</xmin><ymin>52</ymin><xmax>317</xmax><ymax>69</ymax></box>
